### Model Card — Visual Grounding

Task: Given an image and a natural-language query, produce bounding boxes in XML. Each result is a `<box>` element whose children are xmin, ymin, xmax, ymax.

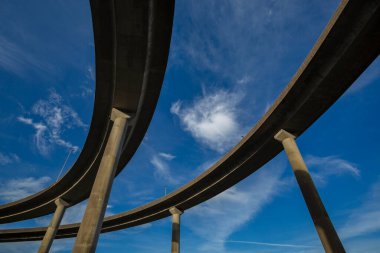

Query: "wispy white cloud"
<box><xmin>236</xmin><ymin>75</ymin><xmax>252</xmax><ymax>85</ymax></box>
<box><xmin>150</xmin><ymin>153</ymin><xmax>178</xmax><ymax>185</ymax></box>
<box><xmin>171</xmin><ymin>89</ymin><xmax>243</xmax><ymax>153</ymax></box>
<box><xmin>0</xmin><ymin>176</ymin><xmax>51</xmax><ymax>202</ymax></box>
<box><xmin>17</xmin><ymin>90</ymin><xmax>86</xmax><ymax>155</ymax></box>
<box><xmin>32</xmin><ymin>90</ymin><xmax>87</xmax><ymax>130</ymax></box>
<box><xmin>77</xmin><ymin>85</ymin><xmax>94</xmax><ymax>98</ymax></box>
<box><xmin>171</xmin><ymin>0</ymin><xmax>311</xmax><ymax>83</ymax></box>
<box><xmin>17</xmin><ymin>116</ymin><xmax>50</xmax><ymax>155</ymax></box>
<box><xmin>158</xmin><ymin>152</ymin><xmax>175</xmax><ymax>160</ymax></box>
<box><xmin>305</xmin><ymin>155</ymin><xmax>360</xmax><ymax>185</ymax></box>
<box><xmin>0</xmin><ymin>152</ymin><xmax>20</xmax><ymax>165</ymax></box>
<box><xmin>263</xmin><ymin>100</ymin><xmax>274</xmax><ymax>114</ymax></box>
<box><xmin>184</xmin><ymin>164</ymin><xmax>284</xmax><ymax>252</ymax></box>
<box><xmin>340</xmin><ymin>177</ymin><xmax>380</xmax><ymax>239</ymax></box>
<box><xmin>0</xmin><ymin>36</ymin><xmax>52</xmax><ymax>77</ymax></box>
<box><xmin>192</xmin><ymin>157</ymin><xmax>219</xmax><ymax>176</ymax></box>
<box><xmin>70</xmin><ymin>65</ymin><xmax>95</xmax><ymax>99</ymax></box>
<box><xmin>77</xmin><ymin>65</ymin><xmax>95</xmax><ymax>98</ymax></box>
<box><xmin>86</xmin><ymin>65</ymin><xmax>95</xmax><ymax>81</ymax></box>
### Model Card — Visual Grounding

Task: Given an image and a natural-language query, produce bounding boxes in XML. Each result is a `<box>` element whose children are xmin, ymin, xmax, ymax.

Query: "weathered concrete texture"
<box><xmin>275</xmin><ymin>129</ymin><xmax>345</xmax><ymax>253</ymax></box>
<box><xmin>38</xmin><ymin>199</ymin><xmax>69</xmax><ymax>253</ymax></box>
<box><xmin>169</xmin><ymin>207</ymin><xmax>183</xmax><ymax>253</ymax></box>
<box><xmin>72</xmin><ymin>109</ymin><xmax>129</xmax><ymax>253</ymax></box>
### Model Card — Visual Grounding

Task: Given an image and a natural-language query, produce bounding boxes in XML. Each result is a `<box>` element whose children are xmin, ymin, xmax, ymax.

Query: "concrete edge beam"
<box><xmin>274</xmin><ymin>129</ymin><xmax>296</xmax><ymax>142</ymax></box>
<box><xmin>111</xmin><ymin>108</ymin><xmax>131</xmax><ymax>122</ymax></box>
<box><xmin>169</xmin><ymin>207</ymin><xmax>183</xmax><ymax>216</ymax></box>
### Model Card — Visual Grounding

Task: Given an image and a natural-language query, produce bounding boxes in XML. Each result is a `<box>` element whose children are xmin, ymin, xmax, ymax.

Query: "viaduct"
<box><xmin>0</xmin><ymin>0</ymin><xmax>379</xmax><ymax>252</ymax></box>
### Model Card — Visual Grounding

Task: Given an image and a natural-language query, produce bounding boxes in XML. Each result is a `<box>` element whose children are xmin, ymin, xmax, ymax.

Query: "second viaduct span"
<box><xmin>0</xmin><ymin>0</ymin><xmax>379</xmax><ymax>253</ymax></box>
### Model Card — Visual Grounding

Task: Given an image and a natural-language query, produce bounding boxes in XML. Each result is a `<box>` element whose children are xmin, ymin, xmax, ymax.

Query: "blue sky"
<box><xmin>0</xmin><ymin>0</ymin><xmax>379</xmax><ymax>252</ymax></box>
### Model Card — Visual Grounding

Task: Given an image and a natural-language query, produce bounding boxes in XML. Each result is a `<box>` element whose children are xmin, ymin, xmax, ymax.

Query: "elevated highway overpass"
<box><xmin>1</xmin><ymin>0</ymin><xmax>379</xmax><ymax>244</ymax></box>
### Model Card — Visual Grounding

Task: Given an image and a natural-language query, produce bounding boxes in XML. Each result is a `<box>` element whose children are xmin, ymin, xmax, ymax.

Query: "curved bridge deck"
<box><xmin>0</xmin><ymin>0</ymin><xmax>379</xmax><ymax>244</ymax></box>
<box><xmin>0</xmin><ymin>0</ymin><xmax>175</xmax><ymax>224</ymax></box>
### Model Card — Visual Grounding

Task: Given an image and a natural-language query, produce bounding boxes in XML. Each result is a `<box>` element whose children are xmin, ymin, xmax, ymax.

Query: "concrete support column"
<box><xmin>73</xmin><ymin>109</ymin><xmax>129</xmax><ymax>253</ymax></box>
<box><xmin>274</xmin><ymin>129</ymin><xmax>345</xmax><ymax>253</ymax></box>
<box><xmin>38</xmin><ymin>198</ymin><xmax>69</xmax><ymax>253</ymax></box>
<box><xmin>169</xmin><ymin>207</ymin><xmax>183</xmax><ymax>253</ymax></box>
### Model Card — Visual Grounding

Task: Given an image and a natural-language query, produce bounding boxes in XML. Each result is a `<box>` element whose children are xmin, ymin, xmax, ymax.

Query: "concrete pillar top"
<box><xmin>111</xmin><ymin>108</ymin><xmax>131</xmax><ymax>121</ymax></box>
<box><xmin>169</xmin><ymin>207</ymin><xmax>183</xmax><ymax>215</ymax></box>
<box><xmin>274</xmin><ymin>129</ymin><xmax>296</xmax><ymax>142</ymax></box>
<box><xmin>54</xmin><ymin>198</ymin><xmax>69</xmax><ymax>208</ymax></box>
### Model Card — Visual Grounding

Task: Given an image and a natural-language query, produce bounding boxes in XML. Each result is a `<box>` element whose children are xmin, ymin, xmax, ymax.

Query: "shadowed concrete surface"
<box><xmin>275</xmin><ymin>129</ymin><xmax>345</xmax><ymax>253</ymax></box>
<box><xmin>37</xmin><ymin>199</ymin><xmax>69</xmax><ymax>253</ymax></box>
<box><xmin>170</xmin><ymin>207</ymin><xmax>183</xmax><ymax>253</ymax></box>
<box><xmin>73</xmin><ymin>109</ymin><xmax>129</xmax><ymax>253</ymax></box>
<box><xmin>0</xmin><ymin>0</ymin><xmax>175</xmax><ymax>224</ymax></box>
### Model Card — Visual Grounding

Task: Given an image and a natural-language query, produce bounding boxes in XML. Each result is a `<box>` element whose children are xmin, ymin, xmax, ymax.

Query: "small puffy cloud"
<box><xmin>171</xmin><ymin>90</ymin><xmax>243</xmax><ymax>153</ymax></box>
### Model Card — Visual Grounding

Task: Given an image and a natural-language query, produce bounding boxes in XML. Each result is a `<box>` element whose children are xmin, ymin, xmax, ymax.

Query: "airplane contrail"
<box><xmin>220</xmin><ymin>240</ymin><xmax>315</xmax><ymax>248</ymax></box>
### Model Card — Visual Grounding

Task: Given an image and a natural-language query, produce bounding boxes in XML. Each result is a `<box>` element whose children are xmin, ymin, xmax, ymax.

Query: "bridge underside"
<box><xmin>0</xmin><ymin>1</ymin><xmax>379</xmax><ymax>253</ymax></box>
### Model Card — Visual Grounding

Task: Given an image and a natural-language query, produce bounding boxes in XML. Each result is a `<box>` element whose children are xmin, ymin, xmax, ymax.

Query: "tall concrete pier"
<box><xmin>169</xmin><ymin>207</ymin><xmax>183</xmax><ymax>253</ymax></box>
<box><xmin>73</xmin><ymin>109</ymin><xmax>129</xmax><ymax>253</ymax></box>
<box><xmin>275</xmin><ymin>129</ymin><xmax>345</xmax><ymax>253</ymax></box>
<box><xmin>38</xmin><ymin>198</ymin><xmax>69</xmax><ymax>253</ymax></box>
